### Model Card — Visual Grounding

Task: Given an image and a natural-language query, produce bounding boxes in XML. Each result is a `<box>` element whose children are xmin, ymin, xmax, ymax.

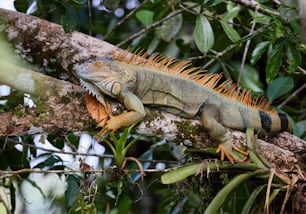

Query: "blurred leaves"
<box><xmin>266</xmin><ymin>43</ymin><xmax>283</xmax><ymax>84</ymax></box>
<box><xmin>135</xmin><ymin>10</ymin><xmax>154</xmax><ymax>27</ymax></box>
<box><xmin>250</xmin><ymin>41</ymin><xmax>270</xmax><ymax>65</ymax></box>
<box><xmin>160</xmin><ymin>13</ymin><xmax>182</xmax><ymax>42</ymax></box>
<box><xmin>65</xmin><ymin>175</ymin><xmax>81</xmax><ymax>209</ymax></box>
<box><xmin>286</xmin><ymin>43</ymin><xmax>301</xmax><ymax>73</ymax></box>
<box><xmin>219</xmin><ymin>20</ymin><xmax>241</xmax><ymax>43</ymax></box>
<box><xmin>228</xmin><ymin>62</ymin><xmax>264</xmax><ymax>94</ymax></box>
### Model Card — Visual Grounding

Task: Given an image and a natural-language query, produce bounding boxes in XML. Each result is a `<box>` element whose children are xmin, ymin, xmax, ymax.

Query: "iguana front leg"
<box><xmin>200</xmin><ymin>103</ymin><xmax>248</xmax><ymax>163</ymax></box>
<box><xmin>100</xmin><ymin>88</ymin><xmax>146</xmax><ymax>135</ymax></box>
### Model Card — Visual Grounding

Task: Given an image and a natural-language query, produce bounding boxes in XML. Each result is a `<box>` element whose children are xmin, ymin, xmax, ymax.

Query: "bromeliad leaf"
<box><xmin>194</xmin><ymin>15</ymin><xmax>214</xmax><ymax>53</ymax></box>
<box><xmin>161</xmin><ymin>164</ymin><xmax>200</xmax><ymax>184</ymax></box>
<box><xmin>204</xmin><ymin>170</ymin><xmax>265</xmax><ymax>214</ymax></box>
<box><xmin>241</xmin><ymin>185</ymin><xmax>266</xmax><ymax>214</ymax></box>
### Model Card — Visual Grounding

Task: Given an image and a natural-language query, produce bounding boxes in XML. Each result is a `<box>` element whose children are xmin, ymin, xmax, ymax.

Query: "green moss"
<box><xmin>32</xmin><ymin>97</ymin><xmax>48</xmax><ymax>114</ymax></box>
<box><xmin>38</xmin><ymin>112</ymin><xmax>47</xmax><ymax>118</ymax></box>
<box><xmin>13</xmin><ymin>106</ymin><xmax>25</xmax><ymax>116</ymax></box>
<box><xmin>175</xmin><ymin>120</ymin><xmax>194</xmax><ymax>135</ymax></box>
<box><xmin>60</xmin><ymin>95</ymin><xmax>71</xmax><ymax>104</ymax></box>
<box><xmin>145</xmin><ymin>110</ymin><xmax>164</xmax><ymax>123</ymax></box>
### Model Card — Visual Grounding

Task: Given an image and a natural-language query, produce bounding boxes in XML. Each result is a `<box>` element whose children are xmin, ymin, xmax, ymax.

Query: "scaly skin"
<box><xmin>75</xmin><ymin>55</ymin><xmax>292</xmax><ymax>163</ymax></box>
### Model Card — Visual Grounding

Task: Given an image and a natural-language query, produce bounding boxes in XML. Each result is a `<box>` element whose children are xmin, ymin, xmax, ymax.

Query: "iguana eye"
<box><xmin>111</xmin><ymin>82</ymin><xmax>121</xmax><ymax>96</ymax></box>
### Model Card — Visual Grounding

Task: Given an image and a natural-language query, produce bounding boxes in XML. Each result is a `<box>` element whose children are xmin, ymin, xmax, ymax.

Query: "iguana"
<box><xmin>74</xmin><ymin>50</ymin><xmax>292</xmax><ymax>163</ymax></box>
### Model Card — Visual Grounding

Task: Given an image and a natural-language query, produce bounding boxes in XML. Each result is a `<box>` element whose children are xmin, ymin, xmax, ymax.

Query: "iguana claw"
<box><xmin>216</xmin><ymin>142</ymin><xmax>249</xmax><ymax>164</ymax></box>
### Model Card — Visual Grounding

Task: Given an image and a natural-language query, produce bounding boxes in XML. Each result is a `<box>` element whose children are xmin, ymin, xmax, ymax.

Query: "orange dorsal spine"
<box><xmin>113</xmin><ymin>49</ymin><xmax>276</xmax><ymax>114</ymax></box>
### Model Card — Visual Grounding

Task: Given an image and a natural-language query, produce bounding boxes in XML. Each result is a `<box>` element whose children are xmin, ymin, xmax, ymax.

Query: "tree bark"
<box><xmin>0</xmin><ymin>8</ymin><xmax>305</xmax><ymax>170</ymax></box>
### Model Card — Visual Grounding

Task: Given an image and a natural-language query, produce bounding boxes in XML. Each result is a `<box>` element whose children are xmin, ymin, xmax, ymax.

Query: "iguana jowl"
<box><xmin>75</xmin><ymin>50</ymin><xmax>292</xmax><ymax>163</ymax></box>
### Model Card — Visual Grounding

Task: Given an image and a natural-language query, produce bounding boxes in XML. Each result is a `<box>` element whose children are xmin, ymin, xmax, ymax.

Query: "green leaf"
<box><xmin>223</xmin><ymin>6</ymin><xmax>241</xmax><ymax>21</ymax></box>
<box><xmin>71</xmin><ymin>0</ymin><xmax>87</xmax><ymax>4</ymax></box>
<box><xmin>184</xmin><ymin>189</ymin><xmax>201</xmax><ymax>208</ymax></box>
<box><xmin>241</xmin><ymin>185</ymin><xmax>266</xmax><ymax>214</ymax></box>
<box><xmin>286</xmin><ymin>44</ymin><xmax>301</xmax><ymax>73</ymax></box>
<box><xmin>160</xmin><ymin>13</ymin><xmax>183</xmax><ymax>42</ymax></box>
<box><xmin>103</xmin><ymin>0</ymin><xmax>121</xmax><ymax>10</ymax></box>
<box><xmin>274</xmin><ymin>18</ymin><xmax>284</xmax><ymax>38</ymax></box>
<box><xmin>228</xmin><ymin>62</ymin><xmax>264</xmax><ymax>94</ymax></box>
<box><xmin>135</xmin><ymin>10</ymin><xmax>154</xmax><ymax>27</ymax></box>
<box><xmin>61</xmin><ymin>4</ymin><xmax>78</xmax><ymax>32</ymax></box>
<box><xmin>296</xmin><ymin>120</ymin><xmax>306</xmax><ymax>138</ymax></box>
<box><xmin>204</xmin><ymin>170</ymin><xmax>265</xmax><ymax>214</ymax></box>
<box><xmin>250</xmin><ymin>41</ymin><xmax>270</xmax><ymax>65</ymax></box>
<box><xmin>65</xmin><ymin>175</ymin><xmax>80</xmax><ymax>208</ymax></box>
<box><xmin>266</xmin><ymin>43</ymin><xmax>283</xmax><ymax>84</ymax></box>
<box><xmin>14</xmin><ymin>0</ymin><xmax>30</xmax><ymax>13</ymax></box>
<box><xmin>194</xmin><ymin>15</ymin><xmax>215</xmax><ymax>53</ymax></box>
<box><xmin>33</xmin><ymin>155</ymin><xmax>63</xmax><ymax>169</ymax></box>
<box><xmin>129</xmin><ymin>149</ymin><xmax>153</xmax><ymax>182</ymax></box>
<box><xmin>219</xmin><ymin>20</ymin><xmax>241</xmax><ymax>42</ymax></box>
<box><xmin>249</xmin><ymin>10</ymin><xmax>271</xmax><ymax>24</ymax></box>
<box><xmin>161</xmin><ymin>164</ymin><xmax>200</xmax><ymax>184</ymax></box>
<box><xmin>269</xmin><ymin>188</ymin><xmax>281</xmax><ymax>204</ymax></box>
<box><xmin>267</xmin><ymin>76</ymin><xmax>294</xmax><ymax>102</ymax></box>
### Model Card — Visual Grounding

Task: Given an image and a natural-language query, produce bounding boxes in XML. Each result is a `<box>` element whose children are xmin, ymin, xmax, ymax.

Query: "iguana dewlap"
<box><xmin>75</xmin><ymin>51</ymin><xmax>292</xmax><ymax>163</ymax></box>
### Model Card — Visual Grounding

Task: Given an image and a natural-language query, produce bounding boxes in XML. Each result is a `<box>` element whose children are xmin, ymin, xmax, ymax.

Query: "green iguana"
<box><xmin>75</xmin><ymin>50</ymin><xmax>292</xmax><ymax>163</ymax></box>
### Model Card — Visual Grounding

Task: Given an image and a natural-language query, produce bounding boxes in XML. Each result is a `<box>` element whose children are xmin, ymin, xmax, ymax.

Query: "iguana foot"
<box><xmin>97</xmin><ymin>115</ymin><xmax>122</xmax><ymax>137</ymax></box>
<box><xmin>216</xmin><ymin>142</ymin><xmax>249</xmax><ymax>164</ymax></box>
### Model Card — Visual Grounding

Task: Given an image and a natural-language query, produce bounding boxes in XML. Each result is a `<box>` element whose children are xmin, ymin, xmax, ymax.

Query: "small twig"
<box><xmin>297</xmin><ymin>66</ymin><xmax>306</xmax><ymax>75</ymax></box>
<box><xmin>0</xmin><ymin>167</ymin><xmax>176</xmax><ymax>178</ymax></box>
<box><xmin>238</xmin><ymin>6</ymin><xmax>258</xmax><ymax>84</ymax></box>
<box><xmin>5</xmin><ymin>138</ymin><xmax>114</xmax><ymax>159</ymax></box>
<box><xmin>5</xmin><ymin>138</ymin><xmax>178</xmax><ymax>164</ymax></box>
<box><xmin>264</xmin><ymin>164</ymin><xmax>275</xmax><ymax>214</ymax></box>
<box><xmin>123</xmin><ymin>156</ymin><xmax>145</xmax><ymax>181</ymax></box>
<box><xmin>277</xmin><ymin>82</ymin><xmax>306</xmax><ymax>109</ymax></box>
<box><xmin>280</xmin><ymin>175</ymin><xmax>298</xmax><ymax>214</ymax></box>
<box><xmin>87</xmin><ymin>0</ymin><xmax>92</xmax><ymax>36</ymax></box>
<box><xmin>178</xmin><ymin>3</ymin><xmax>198</xmax><ymax>15</ymax></box>
<box><xmin>201</xmin><ymin>25</ymin><xmax>269</xmax><ymax>69</ymax></box>
<box><xmin>233</xmin><ymin>0</ymin><xmax>280</xmax><ymax>17</ymax></box>
<box><xmin>103</xmin><ymin>0</ymin><xmax>149</xmax><ymax>40</ymax></box>
<box><xmin>117</xmin><ymin>4</ymin><xmax>199</xmax><ymax>47</ymax></box>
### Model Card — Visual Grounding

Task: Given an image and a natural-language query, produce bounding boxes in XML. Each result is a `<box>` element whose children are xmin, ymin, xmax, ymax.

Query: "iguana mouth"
<box><xmin>80</xmin><ymin>79</ymin><xmax>98</xmax><ymax>97</ymax></box>
<box><xmin>80</xmin><ymin>79</ymin><xmax>108</xmax><ymax>108</ymax></box>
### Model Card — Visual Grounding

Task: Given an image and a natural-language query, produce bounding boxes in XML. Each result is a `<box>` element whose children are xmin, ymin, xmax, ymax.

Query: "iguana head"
<box><xmin>75</xmin><ymin>57</ymin><xmax>121</xmax><ymax>100</ymax></box>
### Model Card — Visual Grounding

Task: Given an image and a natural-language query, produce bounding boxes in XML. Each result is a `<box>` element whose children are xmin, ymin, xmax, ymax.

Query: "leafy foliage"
<box><xmin>1</xmin><ymin>0</ymin><xmax>306</xmax><ymax>213</ymax></box>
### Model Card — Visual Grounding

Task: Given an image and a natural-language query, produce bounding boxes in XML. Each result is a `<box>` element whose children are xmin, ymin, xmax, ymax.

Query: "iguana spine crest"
<box><xmin>113</xmin><ymin>49</ymin><xmax>274</xmax><ymax>114</ymax></box>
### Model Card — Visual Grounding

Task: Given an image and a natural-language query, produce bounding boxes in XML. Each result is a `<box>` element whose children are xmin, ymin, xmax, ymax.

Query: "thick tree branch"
<box><xmin>0</xmin><ymin>9</ymin><xmax>305</xmax><ymax>170</ymax></box>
